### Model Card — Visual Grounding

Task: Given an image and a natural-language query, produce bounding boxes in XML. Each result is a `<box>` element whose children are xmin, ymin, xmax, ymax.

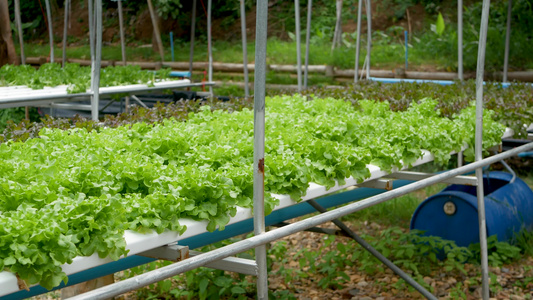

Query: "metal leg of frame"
<box><xmin>354</xmin><ymin>0</ymin><xmax>363</xmax><ymax>82</ymax></box>
<box><xmin>458</xmin><ymin>0</ymin><xmax>463</xmax><ymax>81</ymax></box>
<box><xmin>62</xmin><ymin>0</ymin><xmax>70</xmax><ymax>68</ymax></box>
<box><xmin>240</xmin><ymin>0</ymin><xmax>250</xmax><ymax>98</ymax></box>
<box><xmin>306</xmin><ymin>199</ymin><xmax>437</xmax><ymax>300</ymax></box>
<box><xmin>503</xmin><ymin>0</ymin><xmax>512</xmax><ymax>83</ymax></box>
<box><xmin>295</xmin><ymin>0</ymin><xmax>302</xmax><ymax>92</ymax></box>
<box><xmin>189</xmin><ymin>0</ymin><xmax>197</xmax><ymax>83</ymax></box>
<box><xmin>45</xmin><ymin>0</ymin><xmax>54</xmax><ymax>63</ymax></box>
<box><xmin>474</xmin><ymin>0</ymin><xmax>492</xmax><ymax>299</ymax></box>
<box><xmin>253</xmin><ymin>1</ymin><xmax>269</xmax><ymax>299</ymax></box>
<box><xmin>304</xmin><ymin>0</ymin><xmax>312</xmax><ymax>90</ymax></box>
<box><xmin>14</xmin><ymin>0</ymin><xmax>25</xmax><ymax>64</ymax></box>
<box><xmin>207</xmin><ymin>0</ymin><xmax>214</xmax><ymax>99</ymax></box>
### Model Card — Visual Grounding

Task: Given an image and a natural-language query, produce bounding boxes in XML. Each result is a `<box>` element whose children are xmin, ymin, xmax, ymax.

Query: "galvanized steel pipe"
<box><xmin>503</xmin><ymin>0</ymin><xmax>512</xmax><ymax>83</ymax></box>
<box><xmin>45</xmin><ymin>0</ymin><xmax>54</xmax><ymax>63</ymax></box>
<box><xmin>240</xmin><ymin>0</ymin><xmax>250</xmax><ymax>97</ymax></box>
<box><xmin>474</xmin><ymin>0</ymin><xmax>492</xmax><ymax>298</ymax></box>
<box><xmin>304</xmin><ymin>0</ymin><xmax>312</xmax><ymax>89</ymax></box>
<box><xmin>295</xmin><ymin>0</ymin><xmax>302</xmax><ymax>92</ymax></box>
<box><xmin>354</xmin><ymin>0</ymin><xmax>363</xmax><ymax>82</ymax></box>
<box><xmin>253</xmin><ymin>0</ymin><xmax>269</xmax><ymax>299</ymax></box>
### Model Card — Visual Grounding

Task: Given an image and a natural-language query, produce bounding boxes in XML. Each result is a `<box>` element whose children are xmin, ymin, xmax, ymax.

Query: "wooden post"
<box><xmin>147</xmin><ymin>0</ymin><xmax>165</xmax><ymax>62</ymax></box>
<box><xmin>60</xmin><ymin>275</ymin><xmax>115</xmax><ymax>299</ymax></box>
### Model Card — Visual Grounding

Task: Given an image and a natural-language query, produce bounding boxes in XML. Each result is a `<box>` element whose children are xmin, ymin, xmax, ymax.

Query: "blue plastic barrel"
<box><xmin>410</xmin><ymin>171</ymin><xmax>533</xmax><ymax>247</ymax></box>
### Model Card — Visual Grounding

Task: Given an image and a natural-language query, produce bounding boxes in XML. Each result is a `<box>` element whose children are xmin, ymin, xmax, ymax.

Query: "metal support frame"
<box><xmin>207</xmin><ymin>0</ymin><xmax>214</xmax><ymax>98</ymax></box>
<box><xmin>304</xmin><ymin>0</ymin><xmax>312</xmax><ymax>90</ymax></box>
<box><xmin>304</xmin><ymin>0</ymin><xmax>313</xmax><ymax>90</ymax></box>
<box><xmin>475</xmin><ymin>0</ymin><xmax>492</xmax><ymax>298</ymax></box>
<box><xmin>306</xmin><ymin>199</ymin><xmax>438</xmax><ymax>300</ymax></box>
<box><xmin>253</xmin><ymin>1</ymin><xmax>269</xmax><ymax>299</ymax></box>
<box><xmin>129</xmin><ymin>95</ymin><xmax>149</xmax><ymax>108</ymax></box>
<box><xmin>457</xmin><ymin>151</ymin><xmax>464</xmax><ymax>167</ymax></box>
<box><xmin>117</xmin><ymin>0</ymin><xmax>126</xmax><ymax>64</ymax></box>
<box><xmin>295</xmin><ymin>0</ymin><xmax>302</xmax><ymax>92</ymax></box>
<box><xmin>65</xmin><ymin>142</ymin><xmax>533</xmax><ymax>300</ymax></box>
<box><xmin>14</xmin><ymin>0</ymin><xmax>25</xmax><ymax>64</ymax></box>
<box><xmin>273</xmin><ymin>221</ymin><xmax>351</xmax><ymax>237</ymax></box>
<box><xmin>365</xmin><ymin>0</ymin><xmax>371</xmax><ymax>80</ymax></box>
<box><xmin>44</xmin><ymin>0</ymin><xmax>54</xmax><ymax>63</ymax></box>
<box><xmin>62</xmin><ymin>0</ymin><xmax>70</xmax><ymax>67</ymax></box>
<box><xmin>240</xmin><ymin>0</ymin><xmax>250</xmax><ymax>98</ymax></box>
<box><xmin>117</xmin><ymin>0</ymin><xmax>129</xmax><ymax>112</ymax></box>
<box><xmin>503</xmin><ymin>0</ymin><xmax>512</xmax><ymax>83</ymax></box>
<box><xmin>89</xmin><ymin>0</ymin><xmax>102</xmax><ymax>121</ymax></box>
<box><xmin>88</xmin><ymin>0</ymin><xmax>95</xmax><ymax>62</ymax></box>
<box><xmin>354</xmin><ymin>0</ymin><xmax>363</xmax><ymax>82</ymax></box>
<box><xmin>138</xmin><ymin>245</ymin><xmax>258</xmax><ymax>276</ymax></box>
<box><xmin>189</xmin><ymin>0</ymin><xmax>197</xmax><ymax>82</ymax></box>
<box><xmin>388</xmin><ymin>171</ymin><xmax>478</xmax><ymax>186</ymax></box>
<box><xmin>357</xmin><ymin>178</ymin><xmax>394</xmax><ymax>190</ymax></box>
<box><xmin>458</xmin><ymin>0</ymin><xmax>463</xmax><ymax>81</ymax></box>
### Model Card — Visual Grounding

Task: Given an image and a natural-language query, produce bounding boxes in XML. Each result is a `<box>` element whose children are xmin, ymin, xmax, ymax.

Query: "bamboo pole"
<box><xmin>14</xmin><ymin>0</ymin><xmax>25</xmax><ymax>64</ymax></box>
<box><xmin>147</xmin><ymin>0</ymin><xmax>165</xmax><ymax>62</ymax></box>
<box><xmin>44</xmin><ymin>0</ymin><xmax>54</xmax><ymax>63</ymax></box>
<box><xmin>62</xmin><ymin>0</ymin><xmax>70</xmax><ymax>67</ymax></box>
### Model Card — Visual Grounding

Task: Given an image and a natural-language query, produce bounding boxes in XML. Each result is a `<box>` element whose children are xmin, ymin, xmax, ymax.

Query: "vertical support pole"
<box><xmin>365</xmin><ymin>0</ymin><xmax>371</xmax><ymax>80</ymax></box>
<box><xmin>404</xmin><ymin>31</ymin><xmax>408</xmax><ymax>70</ymax></box>
<box><xmin>62</xmin><ymin>0</ymin><xmax>70</xmax><ymax>67</ymax></box>
<box><xmin>90</xmin><ymin>0</ymin><xmax>102</xmax><ymax>121</ymax></box>
<box><xmin>503</xmin><ymin>0</ymin><xmax>512</xmax><ymax>83</ymax></box>
<box><xmin>304</xmin><ymin>0</ymin><xmax>312</xmax><ymax>90</ymax></box>
<box><xmin>118</xmin><ymin>0</ymin><xmax>126</xmax><ymax>64</ymax></box>
<box><xmin>117</xmin><ymin>0</ymin><xmax>129</xmax><ymax>112</ymax></box>
<box><xmin>45</xmin><ymin>0</ymin><xmax>54</xmax><ymax>63</ymax></box>
<box><xmin>88</xmin><ymin>0</ymin><xmax>95</xmax><ymax>62</ymax></box>
<box><xmin>14</xmin><ymin>0</ymin><xmax>28</xmax><ymax>119</ymax></box>
<box><xmin>14</xmin><ymin>0</ymin><xmax>25</xmax><ymax>64</ymax></box>
<box><xmin>147</xmin><ymin>0</ymin><xmax>165</xmax><ymax>62</ymax></box>
<box><xmin>189</xmin><ymin>0</ymin><xmax>197</xmax><ymax>81</ymax></box>
<box><xmin>458</xmin><ymin>0</ymin><xmax>463</xmax><ymax>81</ymax></box>
<box><xmin>253</xmin><ymin>1</ymin><xmax>268</xmax><ymax>299</ymax></box>
<box><xmin>240</xmin><ymin>0</ymin><xmax>250</xmax><ymax>98</ymax></box>
<box><xmin>295</xmin><ymin>0</ymin><xmax>302</xmax><ymax>92</ymax></box>
<box><xmin>475</xmin><ymin>0</ymin><xmax>491</xmax><ymax>299</ymax></box>
<box><xmin>354</xmin><ymin>0</ymin><xmax>363</xmax><ymax>82</ymax></box>
<box><xmin>170</xmin><ymin>32</ymin><xmax>175</xmax><ymax>61</ymax></box>
<box><xmin>207</xmin><ymin>0</ymin><xmax>213</xmax><ymax>98</ymax></box>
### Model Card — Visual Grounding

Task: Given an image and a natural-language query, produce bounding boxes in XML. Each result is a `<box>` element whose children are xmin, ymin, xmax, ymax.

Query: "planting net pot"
<box><xmin>410</xmin><ymin>171</ymin><xmax>533</xmax><ymax>247</ymax></box>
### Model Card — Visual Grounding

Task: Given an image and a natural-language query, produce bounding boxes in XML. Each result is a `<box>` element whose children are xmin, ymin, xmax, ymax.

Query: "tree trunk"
<box><xmin>332</xmin><ymin>0</ymin><xmax>343</xmax><ymax>51</ymax></box>
<box><xmin>0</xmin><ymin>0</ymin><xmax>18</xmax><ymax>66</ymax></box>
